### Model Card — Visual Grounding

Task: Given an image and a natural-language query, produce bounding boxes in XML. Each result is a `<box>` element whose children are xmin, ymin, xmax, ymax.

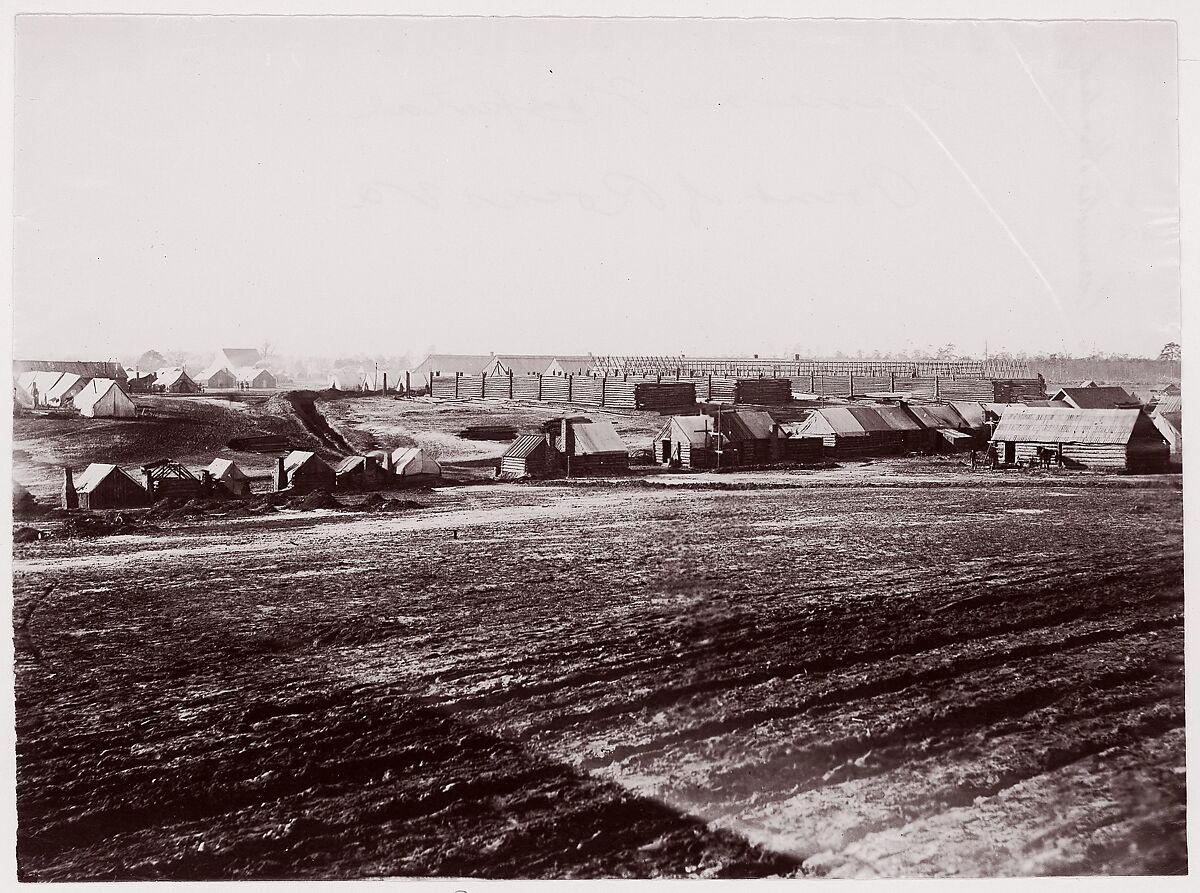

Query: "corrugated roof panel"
<box><xmin>503</xmin><ymin>434</ymin><xmax>546</xmax><ymax>459</ymax></box>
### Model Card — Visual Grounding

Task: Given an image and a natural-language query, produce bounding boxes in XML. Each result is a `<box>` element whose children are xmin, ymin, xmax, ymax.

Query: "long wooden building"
<box><xmin>989</xmin><ymin>406</ymin><xmax>1169</xmax><ymax>472</ymax></box>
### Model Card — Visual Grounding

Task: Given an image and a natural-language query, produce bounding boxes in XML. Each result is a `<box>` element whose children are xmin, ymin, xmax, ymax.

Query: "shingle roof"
<box><xmin>220</xmin><ymin>348</ymin><xmax>263</xmax><ymax>368</ymax></box>
<box><xmin>991</xmin><ymin>406</ymin><xmax>1155</xmax><ymax>444</ymax></box>
<box><xmin>1153</xmin><ymin>395</ymin><xmax>1181</xmax><ymax>415</ymax></box>
<box><xmin>503</xmin><ymin>434</ymin><xmax>547</xmax><ymax>459</ymax></box>
<box><xmin>411</xmin><ymin>354</ymin><xmax>496</xmax><ymax>377</ymax></box>
<box><xmin>906</xmin><ymin>404</ymin><xmax>969</xmax><ymax>430</ymax></box>
<box><xmin>1051</xmin><ymin>386</ymin><xmax>1140</xmax><ymax>409</ymax></box>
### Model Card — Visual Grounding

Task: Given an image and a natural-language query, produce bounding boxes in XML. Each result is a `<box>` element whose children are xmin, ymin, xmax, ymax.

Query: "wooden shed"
<box><xmin>198</xmin><ymin>367</ymin><xmax>237</xmax><ymax>389</ymax></box>
<box><xmin>277</xmin><ymin>450</ymin><xmax>336</xmax><ymax>493</ymax></box>
<box><xmin>500</xmin><ymin>434</ymin><xmax>559</xmax><ymax>478</ymax></box>
<box><xmin>791</xmin><ymin>405</ymin><xmax>923</xmax><ymax>457</ymax></box>
<box><xmin>546</xmin><ymin>418</ymin><xmax>629</xmax><ymax>475</ymax></box>
<box><xmin>334</xmin><ymin>455</ymin><xmax>390</xmax><ymax>491</ymax></box>
<box><xmin>990</xmin><ymin>406</ymin><xmax>1169</xmax><ymax>472</ymax></box>
<box><xmin>75</xmin><ymin>463</ymin><xmax>149</xmax><ymax>510</ymax></box>
<box><xmin>1150</xmin><ymin>408</ymin><xmax>1182</xmax><ymax>464</ymax></box>
<box><xmin>1049</xmin><ymin>386</ymin><xmax>1141</xmax><ymax>409</ymax></box>
<box><xmin>655</xmin><ymin>415</ymin><xmax>721</xmax><ymax>468</ymax></box>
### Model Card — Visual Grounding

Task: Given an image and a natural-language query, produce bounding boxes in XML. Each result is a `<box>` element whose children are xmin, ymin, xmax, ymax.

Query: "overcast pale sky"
<box><xmin>13</xmin><ymin>16</ymin><xmax>1180</xmax><ymax>360</ymax></box>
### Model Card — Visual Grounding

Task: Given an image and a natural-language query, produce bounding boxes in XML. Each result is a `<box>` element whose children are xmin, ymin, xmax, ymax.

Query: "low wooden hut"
<box><xmin>654</xmin><ymin>415</ymin><xmax>721</xmax><ymax>468</ymax></box>
<box><xmin>1049</xmin><ymin>386</ymin><xmax>1141</xmax><ymax>409</ymax></box>
<box><xmin>547</xmin><ymin>418</ymin><xmax>629</xmax><ymax>475</ymax></box>
<box><xmin>989</xmin><ymin>406</ymin><xmax>1169</xmax><ymax>471</ymax></box>
<box><xmin>1150</xmin><ymin>407</ymin><xmax>1182</xmax><ymax>464</ymax></box>
<box><xmin>277</xmin><ymin>450</ymin><xmax>336</xmax><ymax>493</ymax></box>
<box><xmin>790</xmin><ymin>405</ymin><xmax>922</xmax><ymax>458</ymax></box>
<box><xmin>903</xmin><ymin>403</ymin><xmax>977</xmax><ymax>451</ymax></box>
<box><xmin>335</xmin><ymin>455</ymin><xmax>389</xmax><ymax>491</ymax></box>
<box><xmin>75</xmin><ymin>463</ymin><xmax>149</xmax><ymax>510</ymax></box>
<box><xmin>500</xmin><ymin>434</ymin><xmax>559</xmax><ymax>478</ymax></box>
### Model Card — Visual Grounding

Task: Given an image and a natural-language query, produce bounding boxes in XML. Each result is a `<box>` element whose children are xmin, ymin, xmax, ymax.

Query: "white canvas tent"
<box><xmin>389</xmin><ymin>447</ymin><xmax>442</xmax><ymax>483</ymax></box>
<box><xmin>18</xmin><ymin>370</ymin><xmax>64</xmax><ymax>405</ymax></box>
<box><xmin>46</xmin><ymin>373</ymin><xmax>88</xmax><ymax>407</ymax></box>
<box><xmin>204</xmin><ymin>457</ymin><xmax>252</xmax><ymax>496</ymax></box>
<box><xmin>74</xmin><ymin>378</ymin><xmax>137</xmax><ymax>418</ymax></box>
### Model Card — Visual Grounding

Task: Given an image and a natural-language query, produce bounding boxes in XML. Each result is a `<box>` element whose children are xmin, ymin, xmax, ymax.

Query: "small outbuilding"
<box><xmin>547</xmin><ymin>418</ymin><xmax>629</xmax><ymax>475</ymax></box>
<box><xmin>235</xmin><ymin>367</ymin><xmax>277</xmax><ymax>389</ymax></box>
<box><xmin>989</xmin><ymin>406</ymin><xmax>1169</xmax><ymax>472</ymax></box>
<box><xmin>141</xmin><ymin>459</ymin><xmax>204</xmax><ymax>500</ymax></box>
<box><xmin>390</xmin><ymin>447</ymin><xmax>443</xmax><ymax>485</ymax></box>
<box><xmin>500</xmin><ymin>434</ymin><xmax>559</xmax><ymax>478</ymax></box>
<box><xmin>198</xmin><ymin>366</ymin><xmax>237</xmax><ymax>389</ymax></box>
<box><xmin>654</xmin><ymin>415</ymin><xmax>722</xmax><ymax>468</ymax></box>
<box><xmin>1150</xmin><ymin>408</ymin><xmax>1182</xmax><ymax>464</ymax></box>
<box><xmin>276</xmin><ymin>450</ymin><xmax>336</xmax><ymax>493</ymax></box>
<box><xmin>74</xmin><ymin>379</ymin><xmax>137</xmax><ymax>418</ymax></box>
<box><xmin>335</xmin><ymin>455</ymin><xmax>390</xmax><ymax>491</ymax></box>
<box><xmin>75</xmin><ymin>463</ymin><xmax>149</xmax><ymax>510</ymax></box>
<box><xmin>1049</xmin><ymin>386</ymin><xmax>1141</xmax><ymax>410</ymax></box>
<box><xmin>205</xmin><ymin>458</ymin><xmax>253</xmax><ymax>496</ymax></box>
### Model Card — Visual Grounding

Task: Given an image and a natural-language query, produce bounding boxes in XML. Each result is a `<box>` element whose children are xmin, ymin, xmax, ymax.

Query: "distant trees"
<box><xmin>135</xmin><ymin>349</ymin><xmax>167</xmax><ymax>370</ymax></box>
<box><xmin>1159</xmin><ymin>342</ymin><xmax>1181</xmax><ymax>362</ymax></box>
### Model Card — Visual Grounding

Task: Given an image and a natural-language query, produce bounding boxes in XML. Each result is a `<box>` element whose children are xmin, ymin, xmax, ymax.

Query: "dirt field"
<box><xmin>12</xmin><ymin>454</ymin><xmax>1186</xmax><ymax>878</ymax></box>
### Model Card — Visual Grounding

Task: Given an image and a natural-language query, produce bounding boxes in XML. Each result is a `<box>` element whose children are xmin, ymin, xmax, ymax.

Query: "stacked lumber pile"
<box><xmin>635</xmin><ymin>381</ymin><xmax>696</xmax><ymax>411</ymax></box>
<box><xmin>459</xmin><ymin>425</ymin><xmax>517</xmax><ymax>441</ymax></box>
<box><xmin>734</xmin><ymin>378</ymin><xmax>791</xmax><ymax>404</ymax></box>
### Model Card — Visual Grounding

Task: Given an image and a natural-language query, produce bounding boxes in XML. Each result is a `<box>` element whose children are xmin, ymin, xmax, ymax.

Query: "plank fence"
<box><xmin>429</xmin><ymin>369</ymin><xmax>1045</xmax><ymax>408</ymax></box>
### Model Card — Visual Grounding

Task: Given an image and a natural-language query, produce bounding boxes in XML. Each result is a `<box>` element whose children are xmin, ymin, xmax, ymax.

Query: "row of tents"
<box><xmin>15</xmin><ymin>371</ymin><xmax>137</xmax><ymax>418</ymax></box>
<box><xmin>58</xmin><ymin>447</ymin><xmax>444</xmax><ymax>510</ymax></box>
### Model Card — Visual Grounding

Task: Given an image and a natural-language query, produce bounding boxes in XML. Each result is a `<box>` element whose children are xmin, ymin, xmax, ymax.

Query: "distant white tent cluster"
<box><xmin>15</xmin><ymin>367</ymin><xmax>137</xmax><ymax>418</ymax></box>
<box><xmin>197</xmin><ymin>348</ymin><xmax>279</xmax><ymax>390</ymax></box>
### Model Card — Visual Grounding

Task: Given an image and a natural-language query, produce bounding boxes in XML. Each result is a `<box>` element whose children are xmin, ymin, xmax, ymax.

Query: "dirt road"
<box><xmin>12</xmin><ymin>469</ymin><xmax>1185</xmax><ymax>879</ymax></box>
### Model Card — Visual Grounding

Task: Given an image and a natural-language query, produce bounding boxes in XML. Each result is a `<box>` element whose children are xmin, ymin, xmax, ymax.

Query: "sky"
<box><xmin>12</xmin><ymin>16</ymin><xmax>1180</xmax><ymax>361</ymax></box>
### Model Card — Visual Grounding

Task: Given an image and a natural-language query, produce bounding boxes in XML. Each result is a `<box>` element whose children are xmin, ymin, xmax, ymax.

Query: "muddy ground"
<box><xmin>11</xmin><ymin>462</ymin><xmax>1185</xmax><ymax>879</ymax></box>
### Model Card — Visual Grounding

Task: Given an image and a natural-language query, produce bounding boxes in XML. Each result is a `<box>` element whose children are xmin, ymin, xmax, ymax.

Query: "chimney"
<box><xmin>384</xmin><ymin>451</ymin><xmax>394</xmax><ymax>475</ymax></box>
<box><xmin>770</xmin><ymin>423</ymin><xmax>781</xmax><ymax>461</ymax></box>
<box><xmin>200</xmin><ymin>469</ymin><xmax>212</xmax><ymax>492</ymax></box>
<box><xmin>61</xmin><ymin>466</ymin><xmax>78</xmax><ymax>510</ymax></box>
<box><xmin>561</xmin><ymin>417</ymin><xmax>575</xmax><ymax>456</ymax></box>
<box><xmin>274</xmin><ymin>456</ymin><xmax>287</xmax><ymax>492</ymax></box>
<box><xmin>382</xmin><ymin>372</ymin><xmax>387</xmax><ymax>393</ymax></box>
<box><xmin>144</xmin><ymin>469</ymin><xmax>155</xmax><ymax>499</ymax></box>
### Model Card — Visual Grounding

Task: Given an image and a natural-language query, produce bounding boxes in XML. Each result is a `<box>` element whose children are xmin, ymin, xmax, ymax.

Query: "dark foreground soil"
<box><xmin>11</xmin><ymin>469</ymin><xmax>1186</xmax><ymax>879</ymax></box>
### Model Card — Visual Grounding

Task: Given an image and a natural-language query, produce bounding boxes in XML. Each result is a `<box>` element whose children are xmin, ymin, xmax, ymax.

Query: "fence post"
<box><xmin>455</xmin><ymin>372</ymin><xmax>460</xmax><ymax>399</ymax></box>
<box><xmin>509</xmin><ymin>371</ymin><xmax>514</xmax><ymax>400</ymax></box>
<box><xmin>848</xmin><ymin>370</ymin><xmax>854</xmax><ymax>397</ymax></box>
<box><xmin>600</xmin><ymin>375</ymin><xmax>606</xmax><ymax>406</ymax></box>
<box><xmin>935</xmin><ymin>376</ymin><xmax>941</xmax><ymax>400</ymax></box>
<box><xmin>538</xmin><ymin>374</ymin><xmax>543</xmax><ymax>401</ymax></box>
<box><xmin>811</xmin><ymin>371</ymin><xmax>816</xmax><ymax>394</ymax></box>
<box><xmin>890</xmin><ymin>371</ymin><xmax>896</xmax><ymax>392</ymax></box>
<box><xmin>567</xmin><ymin>375</ymin><xmax>573</xmax><ymax>403</ymax></box>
